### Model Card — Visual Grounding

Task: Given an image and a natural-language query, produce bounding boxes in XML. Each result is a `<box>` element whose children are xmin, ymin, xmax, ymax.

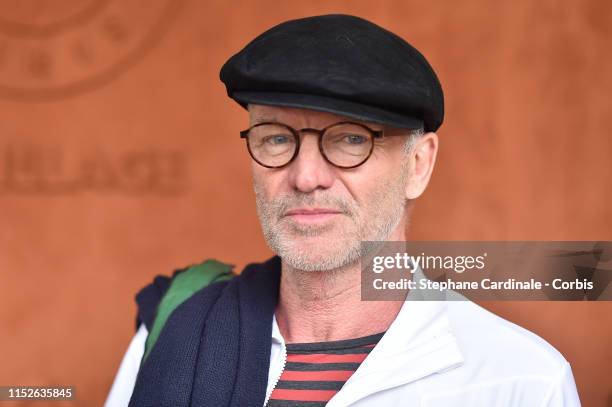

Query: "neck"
<box><xmin>275</xmin><ymin>221</ymin><xmax>408</xmax><ymax>343</ymax></box>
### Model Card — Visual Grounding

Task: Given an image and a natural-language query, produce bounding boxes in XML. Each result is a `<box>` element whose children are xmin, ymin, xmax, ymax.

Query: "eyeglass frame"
<box><xmin>239</xmin><ymin>120</ymin><xmax>387</xmax><ymax>169</ymax></box>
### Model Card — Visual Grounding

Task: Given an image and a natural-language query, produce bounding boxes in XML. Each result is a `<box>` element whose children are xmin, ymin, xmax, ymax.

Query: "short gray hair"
<box><xmin>403</xmin><ymin>126</ymin><xmax>425</xmax><ymax>153</ymax></box>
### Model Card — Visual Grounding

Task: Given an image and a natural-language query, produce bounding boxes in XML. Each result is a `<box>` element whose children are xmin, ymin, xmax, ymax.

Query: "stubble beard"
<box><xmin>253</xmin><ymin>169</ymin><xmax>409</xmax><ymax>272</ymax></box>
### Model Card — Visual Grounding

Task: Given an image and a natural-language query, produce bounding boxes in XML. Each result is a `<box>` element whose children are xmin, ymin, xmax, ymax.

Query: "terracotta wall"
<box><xmin>0</xmin><ymin>1</ymin><xmax>610</xmax><ymax>406</ymax></box>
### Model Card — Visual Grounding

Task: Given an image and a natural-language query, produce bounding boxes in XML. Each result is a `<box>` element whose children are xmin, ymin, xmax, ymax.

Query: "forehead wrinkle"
<box><xmin>249</xmin><ymin>105</ymin><xmax>389</xmax><ymax>132</ymax></box>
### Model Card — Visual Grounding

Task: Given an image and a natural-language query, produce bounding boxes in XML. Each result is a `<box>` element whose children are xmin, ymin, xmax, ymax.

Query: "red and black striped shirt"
<box><xmin>266</xmin><ymin>331</ymin><xmax>386</xmax><ymax>407</ymax></box>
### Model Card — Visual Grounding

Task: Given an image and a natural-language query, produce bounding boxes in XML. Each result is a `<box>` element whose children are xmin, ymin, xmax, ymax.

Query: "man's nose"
<box><xmin>286</xmin><ymin>133</ymin><xmax>335</xmax><ymax>193</ymax></box>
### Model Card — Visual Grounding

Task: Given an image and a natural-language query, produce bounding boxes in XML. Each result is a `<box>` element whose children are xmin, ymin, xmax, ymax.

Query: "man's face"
<box><xmin>248</xmin><ymin>104</ymin><xmax>418</xmax><ymax>272</ymax></box>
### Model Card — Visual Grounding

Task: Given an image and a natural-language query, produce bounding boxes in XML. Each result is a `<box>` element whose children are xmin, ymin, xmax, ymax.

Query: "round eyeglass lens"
<box><xmin>322</xmin><ymin>123</ymin><xmax>374</xmax><ymax>167</ymax></box>
<box><xmin>247</xmin><ymin>123</ymin><xmax>297</xmax><ymax>167</ymax></box>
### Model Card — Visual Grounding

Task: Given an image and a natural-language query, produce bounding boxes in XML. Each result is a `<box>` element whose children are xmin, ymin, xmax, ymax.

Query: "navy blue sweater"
<box><xmin>129</xmin><ymin>256</ymin><xmax>282</xmax><ymax>407</ymax></box>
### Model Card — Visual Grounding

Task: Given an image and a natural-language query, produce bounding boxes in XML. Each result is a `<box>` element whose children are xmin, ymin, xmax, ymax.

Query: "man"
<box><xmin>106</xmin><ymin>14</ymin><xmax>581</xmax><ymax>406</ymax></box>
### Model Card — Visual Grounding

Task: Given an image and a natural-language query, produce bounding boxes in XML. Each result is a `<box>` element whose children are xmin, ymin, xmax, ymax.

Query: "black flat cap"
<box><xmin>220</xmin><ymin>14</ymin><xmax>444</xmax><ymax>132</ymax></box>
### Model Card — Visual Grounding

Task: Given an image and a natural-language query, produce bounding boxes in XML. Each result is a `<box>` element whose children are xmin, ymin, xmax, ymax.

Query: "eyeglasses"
<box><xmin>239</xmin><ymin>121</ymin><xmax>385</xmax><ymax>169</ymax></box>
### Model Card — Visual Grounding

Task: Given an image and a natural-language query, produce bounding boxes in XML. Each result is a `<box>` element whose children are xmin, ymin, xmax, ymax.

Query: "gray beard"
<box><xmin>253</xmin><ymin>168</ymin><xmax>409</xmax><ymax>272</ymax></box>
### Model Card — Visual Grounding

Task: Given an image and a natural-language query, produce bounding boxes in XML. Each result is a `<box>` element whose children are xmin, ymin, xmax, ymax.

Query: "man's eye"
<box><xmin>263</xmin><ymin>134</ymin><xmax>292</xmax><ymax>145</ymax></box>
<box><xmin>342</xmin><ymin>134</ymin><xmax>368</xmax><ymax>144</ymax></box>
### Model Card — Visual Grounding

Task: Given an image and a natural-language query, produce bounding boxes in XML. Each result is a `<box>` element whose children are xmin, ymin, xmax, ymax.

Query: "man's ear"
<box><xmin>405</xmin><ymin>132</ymin><xmax>439</xmax><ymax>200</ymax></box>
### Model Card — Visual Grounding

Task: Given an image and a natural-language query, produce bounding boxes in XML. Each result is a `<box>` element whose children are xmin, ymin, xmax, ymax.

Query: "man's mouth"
<box><xmin>283</xmin><ymin>207</ymin><xmax>343</xmax><ymax>224</ymax></box>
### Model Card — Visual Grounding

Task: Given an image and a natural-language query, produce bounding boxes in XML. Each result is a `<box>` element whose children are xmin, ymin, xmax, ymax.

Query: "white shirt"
<box><xmin>105</xmin><ymin>292</ymin><xmax>581</xmax><ymax>406</ymax></box>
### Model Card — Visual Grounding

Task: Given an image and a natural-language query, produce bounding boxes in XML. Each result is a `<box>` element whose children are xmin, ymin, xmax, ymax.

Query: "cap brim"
<box><xmin>232</xmin><ymin>91</ymin><xmax>423</xmax><ymax>130</ymax></box>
